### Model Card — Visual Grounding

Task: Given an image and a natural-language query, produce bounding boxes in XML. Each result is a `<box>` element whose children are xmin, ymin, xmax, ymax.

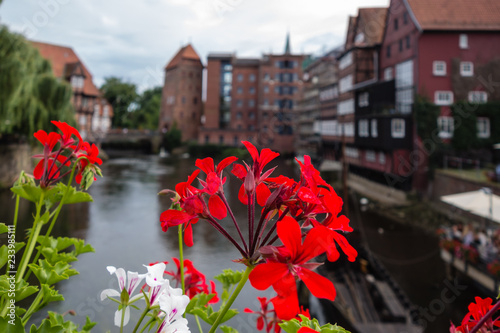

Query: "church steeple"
<box><xmin>284</xmin><ymin>32</ymin><xmax>291</xmax><ymax>54</ymax></box>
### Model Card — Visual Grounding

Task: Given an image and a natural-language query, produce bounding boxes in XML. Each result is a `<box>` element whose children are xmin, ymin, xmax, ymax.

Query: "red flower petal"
<box><xmin>184</xmin><ymin>222</ymin><xmax>194</xmax><ymax>247</ymax></box>
<box><xmin>297</xmin><ymin>187</ymin><xmax>321</xmax><ymax>204</ymax></box>
<box><xmin>160</xmin><ymin>210</ymin><xmax>192</xmax><ymax>230</ymax></box>
<box><xmin>298</xmin><ymin>268</ymin><xmax>336</xmax><ymax>301</ymax></box>
<box><xmin>256</xmin><ymin>182</ymin><xmax>271</xmax><ymax>206</ymax></box>
<box><xmin>242</xmin><ymin>141</ymin><xmax>259</xmax><ymax>161</ymax></box>
<box><xmin>259</xmin><ymin>148</ymin><xmax>280</xmax><ymax>168</ymax></box>
<box><xmin>238</xmin><ymin>184</ymin><xmax>248</xmax><ymax>205</ymax></box>
<box><xmin>231</xmin><ymin>163</ymin><xmax>247</xmax><ymax>181</ymax></box>
<box><xmin>196</xmin><ymin>157</ymin><xmax>214</xmax><ymax>174</ymax></box>
<box><xmin>330</xmin><ymin>231</ymin><xmax>358</xmax><ymax>262</ymax></box>
<box><xmin>209</xmin><ymin>195</ymin><xmax>227</xmax><ymax>220</ymax></box>
<box><xmin>276</xmin><ymin>216</ymin><xmax>302</xmax><ymax>260</ymax></box>
<box><xmin>296</xmin><ymin>226</ymin><xmax>330</xmax><ymax>263</ymax></box>
<box><xmin>216</xmin><ymin>156</ymin><xmax>238</xmax><ymax>174</ymax></box>
<box><xmin>298</xmin><ymin>327</ymin><xmax>318</xmax><ymax>333</ymax></box>
<box><xmin>33</xmin><ymin>159</ymin><xmax>45</xmax><ymax>180</ymax></box>
<box><xmin>271</xmin><ymin>274</ymin><xmax>299</xmax><ymax>320</ymax></box>
<box><xmin>249</xmin><ymin>262</ymin><xmax>288</xmax><ymax>291</ymax></box>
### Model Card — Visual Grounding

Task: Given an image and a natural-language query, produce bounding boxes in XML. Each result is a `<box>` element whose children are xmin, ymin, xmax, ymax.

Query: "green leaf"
<box><xmin>29</xmin><ymin>260</ymin><xmax>79</xmax><ymax>285</ymax></box>
<box><xmin>39</xmin><ymin>285</ymin><xmax>65</xmax><ymax>309</ymax></box>
<box><xmin>28</xmin><ymin>318</ymin><xmax>65</xmax><ymax>333</ymax></box>
<box><xmin>82</xmin><ymin>316</ymin><xmax>97</xmax><ymax>331</ymax></box>
<box><xmin>72</xmin><ymin>239</ymin><xmax>95</xmax><ymax>256</ymax></box>
<box><xmin>120</xmin><ymin>287</ymin><xmax>129</xmax><ymax>304</ymax></box>
<box><xmin>10</xmin><ymin>184</ymin><xmax>43</xmax><ymax>203</ymax></box>
<box><xmin>0</xmin><ymin>242</ymin><xmax>24</xmax><ymax>271</ymax></box>
<box><xmin>220</xmin><ymin>326</ymin><xmax>239</xmax><ymax>333</ymax></box>
<box><xmin>0</xmin><ymin>223</ymin><xmax>9</xmax><ymax>234</ymax></box>
<box><xmin>0</xmin><ymin>276</ymin><xmax>39</xmax><ymax>302</ymax></box>
<box><xmin>214</xmin><ymin>269</ymin><xmax>244</xmax><ymax>301</ymax></box>
<box><xmin>0</xmin><ymin>315</ymin><xmax>25</xmax><ymax>333</ymax></box>
<box><xmin>54</xmin><ymin>183</ymin><xmax>93</xmax><ymax>205</ymax></box>
<box><xmin>185</xmin><ymin>293</ymin><xmax>215</xmax><ymax>314</ymax></box>
<box><xmin>39</xmin><ymin>247</ymin><xmax>77</xmax><ymax>265</ymax></box>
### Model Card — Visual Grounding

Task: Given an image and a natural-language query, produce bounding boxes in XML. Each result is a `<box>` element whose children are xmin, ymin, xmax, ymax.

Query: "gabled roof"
<box><xmin>357</xmin><ymin>8</ymin><xmax>387</xmax><ymax>45</ymax></box>
<box><xmin>31</xmin><ymin>41</ymin><xmax>101</xmax><ymax>96</ymax></box>
<box><xmin>165</xmin><ymin>44</ymin><xmax>203</xmax><ymax>70</ymax></box>
<box><xmin>406</xmin><ymin>0</ymin><xmax>500</xmax><ymax>31</ymax></box>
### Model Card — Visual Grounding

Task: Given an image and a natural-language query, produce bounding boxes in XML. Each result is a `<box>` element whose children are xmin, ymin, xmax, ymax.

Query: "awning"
<box><xmin>441</xmin><ymin>190</ymin><xmax>500</xmax><ymax>223</ymax></box>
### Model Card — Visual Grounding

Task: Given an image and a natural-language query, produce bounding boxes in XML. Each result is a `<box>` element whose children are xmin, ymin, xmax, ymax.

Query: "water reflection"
<box><xmin>0</xmin><ymin>155</ymin><xmax>483</xmax><ymax>332</ymax></box>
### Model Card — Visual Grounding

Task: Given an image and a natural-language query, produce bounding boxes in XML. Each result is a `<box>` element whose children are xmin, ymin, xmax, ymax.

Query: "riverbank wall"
<box><xmin>0</xmin><ymin>143</ymin><xmax>32</xmax><ymax>189</ymax></box>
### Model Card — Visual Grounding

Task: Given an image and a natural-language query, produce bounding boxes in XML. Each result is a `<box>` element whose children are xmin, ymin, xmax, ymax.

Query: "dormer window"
<box><xmin>71</xmin><ymin>75</ymin><xmax>84</xmax><ymax>88</ymax></box>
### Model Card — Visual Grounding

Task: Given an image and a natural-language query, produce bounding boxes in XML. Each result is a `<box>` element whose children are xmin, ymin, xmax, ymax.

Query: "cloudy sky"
<box><xmin>0</xmin><ymin>0</ymin><xmax>388</xmax><ymax>92</ymax></box>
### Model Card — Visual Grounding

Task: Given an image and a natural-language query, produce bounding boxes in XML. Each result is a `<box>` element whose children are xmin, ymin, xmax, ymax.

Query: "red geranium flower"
<box><xmin>249</xmin><ymin>216</ymin><xmax>336</xmax><ymax>320</ymax></box>
<box><xmin>454</xmin><ymin>296</ymin><xmax>500</xmax><ymax>332</ymax></box>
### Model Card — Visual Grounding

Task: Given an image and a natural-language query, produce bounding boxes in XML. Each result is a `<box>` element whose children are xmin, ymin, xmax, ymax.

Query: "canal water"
<box><xmin>0</xmin><ymin>154</ymin><xmax>487</xmax><ymax>332</ymax></box>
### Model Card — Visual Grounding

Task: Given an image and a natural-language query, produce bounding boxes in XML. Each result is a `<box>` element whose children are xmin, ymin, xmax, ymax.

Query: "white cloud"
<box><xmin>0</xmin><ymin>0</ymin><xmax>388</xmax><ymax>91</ymax></box>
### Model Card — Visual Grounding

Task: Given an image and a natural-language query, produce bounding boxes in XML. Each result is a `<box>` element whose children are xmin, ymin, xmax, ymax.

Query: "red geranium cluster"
<box><xmin>451</xmin><ymin>297</ymin><xmax>500</xmax><ymax>333</ymax></box>
<box><xmin>159</xmin><ymin>141</ymin><xmax>357</xmax><ymax>320</ymax></box>
<box><xmin>32</xmin><ymin>121</ymin><xmax>102</xmax><ymax>188</ymax></box>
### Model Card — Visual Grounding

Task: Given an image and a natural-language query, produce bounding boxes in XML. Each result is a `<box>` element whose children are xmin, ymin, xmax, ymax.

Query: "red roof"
<box><xmin>165</xmin><ymin>44</ymin><xmax>202</xmax><ymax>70</ymax></box>
<box><xmin>407</xmin><ymin>0</ymin><xmax>500</xmax><ymax>30</ymax></box>
<box><xmin>31</xmin><ymin>41</ymin><xmax>102</xmax><ymax>96</ymax></box>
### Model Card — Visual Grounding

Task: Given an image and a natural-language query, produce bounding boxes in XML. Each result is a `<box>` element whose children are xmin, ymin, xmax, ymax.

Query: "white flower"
<box><xmin>157</xmin><ymin>286</ymin><xmax>190</xmax><ymax>333</ymax></box>
<box><xmin>144</xmin><ymin>262</ymin><xmax>171</xmax><ymax>305</ymax></box>
<box><xmin>100</xmin><ymin>266</ymin><xmax>145</xmax><ymax>327</ymax></box>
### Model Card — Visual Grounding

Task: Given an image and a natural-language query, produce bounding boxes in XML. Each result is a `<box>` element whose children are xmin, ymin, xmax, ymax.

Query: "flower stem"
<box><xmin>13</xmin><ymin>194</ymin><xmax>20</xmax><ymax>230</ymax></box>
<box><xmin>208</xmin><ymin>265</ymin><xmax>253</xmax><ymax>333</ymax></box>
<box><xmin>178</xmin><ymin>224</ymin><xmax>186</xmax><ymax>294</ymax></box>
<box><xmin>132</xmin><ymin>305</ymin><xmax>150</xmax><ymax>333</ymax></box>
<box><xmin>220</xmin><ymin>194</ymin><xmax>248</xmax><ymax>253</ymax></box>
<box><xmin>120</xmin><ymin>306</ymin><xmax>125</xmax><ymax>333</ymax></box>
<box><xmin>470</xmin><ymin>299</ymin><xmax>500</xmax><ymax>333</ymax></box>
<box><xmin>16</xmin><ymin>192</ymin><xmax>45</xmax><ymax>284</ymax></box>
<box><xmin>195</xmin><ymin>314</ymin><xmax>203</xmax><ymax>333</ymax></box>
<box><xmin>207</xmin><ymin>217</ymin><xmax>247</xmax><ymax>257</ymax></box>
<box><xmin>21</xmin><ymin>288</ymin><xmax>44</xmax><ymax>324</ymax></box>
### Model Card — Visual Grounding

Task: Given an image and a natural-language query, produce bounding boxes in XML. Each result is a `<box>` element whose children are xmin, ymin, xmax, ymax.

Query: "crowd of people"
<box><xmin>439</xmin><ymin>223</ymin><xmax>500</xmax><ymax>266</ymax></box>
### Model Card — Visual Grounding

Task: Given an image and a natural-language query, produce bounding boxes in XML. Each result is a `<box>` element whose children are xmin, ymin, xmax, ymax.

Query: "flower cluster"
<box><xmin>101</xmin><ymin>262</ymin><xmax>190</xmax><ymax>332</ymax></box>
<box><xmin>33</xmin><ymin>120</ymin><xmax>102</xmax><ymax>188</ymax></box>
<box><xmin>451</xmin><ymin>296</ymin><xmax>500</xmax><ymax>333</ymax></box>
<box><xmin>160</xmin><ymin>141</ymin><xmax>357</xmax><ymax>321</ymax></box>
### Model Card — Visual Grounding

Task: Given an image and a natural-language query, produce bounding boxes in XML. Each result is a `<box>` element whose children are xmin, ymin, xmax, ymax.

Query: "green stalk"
<box><xmin>132</xmin><ymin>305</ymin><xmax>150</xmax><ymax>333</ymax></box>
<box><xmin>21</xmin><ymin>288</ymin><xmax>44</xmax><ymax>324</ymax></box>
<box><xmin>16</xmin><ymin>192</ymin><xmax>45</xmax><ymax>284</ymax></box>
<box><xmin>13</xmin><ymin>194</ymin><xmax>20</xmax><ymax>229</ymax></box>
<box><xmin>139</xmin><ymin>317</ymin><xmax>156</xmax><ymax>333</ymax></box>
<box><xmin>178</xmin><ymin>224</ymin><xmax>185</xmax><ymax>294</ymax></box>
<box><xmin>120</xmin><ymin>305</ymin><xmax>126</xmax><ymax>333</ymax></box>
<box><xmin>195</xmin><ymin>314</ymin><xmax>203</xmax><ymax>333</ymax></box>
<box><xmin>25</xmin><ymin>159</ymin><xmax>80</xmax><ymax>281</ymax></box>
<box><xmin>208</xmin><ymin>265</ymin><xmax>253</xmax><ymax>333</ymax></box>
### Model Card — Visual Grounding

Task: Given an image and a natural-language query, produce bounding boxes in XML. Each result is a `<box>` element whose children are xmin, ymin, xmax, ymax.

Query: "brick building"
<box><xmin>31</xmin><ymin>41</ymin><xmax>113</xmax><ymax>141</ymax></box>
<box><xmin>336</xmin><ymin>0</ymin><xmax>500</xmax><ymax>192</ymax></box>
<box><xmin>159</xmin><ymin>44</ymin><xmax>203</xmax><ymax>142</ymax></box>
<box><xmin>200</xmin><ymin>35</ymin><xmax>306</xmax><ymax>153</ymax></box>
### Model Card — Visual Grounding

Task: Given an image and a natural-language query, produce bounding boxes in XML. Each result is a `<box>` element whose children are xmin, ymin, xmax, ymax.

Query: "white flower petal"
<box><xmin>106</xmin><ymin>266</ymin><xmax>117</xmax><ymax>274</ymax></box>
<box><xmin>144</xmin><ymin>263</ymin><xmax>167</xmax><ymax>287</ymax></box>
<box><xmin>161</xmin><ymin>318</ymin><xmax>190</xmax><ymax>333</ymax></box>
<box><xmin>159</xmin><ymin>294</ymin><xmax>190</xmax><ymax>323</ymax></box>
<box><xmin>100</xmin><ymin>288</ymin><xmax>120</xmax><ymax>301</ymax></box>
<box><xmin>113</xmin><ymin>307</ymin><xmax>131</xmax><ymax>327</ymax></box>
<box><xmin>126</xmin><ymin>271</ymin><xmax>144</xmax><ymax>295</ymax></box>
<box><xmin>114</xmin><ymin>268</ymin><xmax>127</xmax><ymax>291</ymax></box>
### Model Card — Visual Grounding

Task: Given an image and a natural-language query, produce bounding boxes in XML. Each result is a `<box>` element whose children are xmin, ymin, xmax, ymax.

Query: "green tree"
<box><xmin>100</xmin><ymin>77</ymin><xmax>138</xmax><ymax>129</ymax></box>
<box><xmin>0</xmin><ymin>26</ymin><xmax>75</xmax><ymax>140</ymax></box>
<box><xmin>133</xmin><ymin>86</ymin><xmax>161</xmax><ymax>129</ymax></box>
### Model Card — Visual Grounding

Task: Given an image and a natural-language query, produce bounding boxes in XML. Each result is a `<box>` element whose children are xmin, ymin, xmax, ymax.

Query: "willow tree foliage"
<box><xmin>0</xmin><ymin>26</ymin><xmax>75</xmax><ymax>140</ymax></box>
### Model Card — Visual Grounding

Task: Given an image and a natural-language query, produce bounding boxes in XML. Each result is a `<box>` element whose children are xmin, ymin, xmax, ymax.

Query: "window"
<box><xmin>391</xmin><ymin>119</ymin><xmax>405</xmax><ymax>138</ymax></box>
<box><xmin>264</xmin><ymin>73</ymin><xmax>270</xmax><ymax>81</ymax></box>
<box><xmin>339</xmin><ymin>74</ymin><xmax>353</xmax><ymax>93</ymax></box>
<box><xmin>396</xmin><ymin>60</ymin><xmax>413</xmax><ymax>88</ymax></box>
<box><xmin>248</xmin><ymin>100</ymin><xmax>255</xmax><ymax>107</ymax></box>
<box><xmin>399</xmin><ymin>39</ymin><xmax>403</xmax><ymax>52</ymax></box>
<box><xmin>394</xmin><ymin>18</ymin><xmax>399</xmax><ymax>30</ymax></box>
<box><xmin>403</xmin><ymin>12</ymin><xmax>408</xmax><ymax>25</ymax></box>
<box><xmin>236</xmin><ymin>112</ymin><xmax>242</xmax><ymax>120</ymax></box>
<box><xmin>79</xmin><ymin>115</ymin><xmax>86</xmax><ymax>125</ymax></box>
<box><xmin>264</xmin><ymin>86</ymin><xmax>269</xmax><ymax>94</ymax></box>
<box><xmin>379</xmin><ymin>152</ymin><xmax>386</xmax><ymax>165</ymax></box>
<box><xmin>343</xmin><ymin>123</ymin><xmax>355</xmax><ymax>137</ymax></box>
<box><xmin>433</xmin><ymin>61</ymin><xmax>446</xmax><ymax>76</ymax></box>
<box><xmin>468</xmin><ymin>91</ymin><xmax>487</xmax><ymax>103</ymax></box>
<box><xmin>236</xmin><ymin>100</ymin><xmax>243</xmax><ymax>107</ymax></box>
<box><xmin>249</xmin><ymin>87</ymin><xmax>256</xmax><ymax>94</ymax></box>
<box><xmin>249</xmin><ymin>74</ymin><xmax>256</xmax><ymax>82</ymax></box>
<box><xmin>103</xmin><ymin>106</ymin><xmax>109</xmax><ymax>117</ymax></box>
<box><xmin>237</xmin><ymin>87</ymin><xmax>243</xmax><ymax>94</ymax></box>
<box><xmin>434</xmin><ymin>91</ymin><xmax>454</xmax><ymax>105</ymax></box>
<box><xmin>406</xmin><ymin>35</ymin><xmax>410</xmax><ymax>49</ymax></box>
<box><xmin>274</xmin><ymin>86</ymin><xmax>280</xmax><ymax>94</ymax></box>
<box><xmin>437</xmin><ymin>116</ymin><xmax>454</xmax><ymax>139</ymax></box>
<box><xmin>384</xmin><ymin>67</ymin><xmax>393</xmax><ymax>81</ymax></box>
<box><xmin>71</xmin><ymin>75</ymin><xmax>84</xmax><ymax>88</ymax></box>
<box><xmin>237</xmin><ymin>74</ymin><xmax>243</xmax><ymax>82</ymax></box>
<box><xmin>358</xmin><ymin>92</ymin><xmax>369</xmax><ymax>107</ymax></box>
<box><xmin>339</xmin><ymin>52</ymin><xmax>352</xmax><ymax>70</ymax></box>
<box><xmin>249</xmin><ymin>112</ymin><xmax>255</xmax><ymax>119</ymax></box>
<box><xmin>193</xmin><ymin>97</ymin><xmax>198</xmax><ymax>104</ymax></box>
<box><xmin>263</xmin><ymin>99</ymin><xmax>269</xmax><ymax>106</ymax></box>
<box><xmin>477</xmin><ymin>117</ymin><xmax>490</xmax><ymax>138</ymax></box>
<box><xmin>219</xmin><ymin>135</ymin><xmax>224</xmax><ymax>144</ymax></box>
<box><xmin>460</xmin><ymin>62</ymin><xmax>473</xmax><ymax>77</ymax></box>
<box><xmin>345</xmin><ymin>148</ymin><xmax>359</xmax><ymax>158</ymax></box>
<box><xmin>358</xmin><ymin>120</ymin><xmax>369</xmax><ymax>137</ymax></box>
<box><xmin>338</xmin><ymin>99</ymin><xmax>354</xmax><ymax>115</ymax></box>
<box><xmin>371</xmin><ymin>119</ymin><xmax>378</xmax><ymax>138</ymax></box>
<box><xmin>181</xmin><ymin>96</ymin><xmax>186</xmax><ymax>104</ymax></box>
<box><xmin>223</xmin><ymin>72</ymin><xmax>232</xmax><ymax>83</ymax></box>
<box><xmin>366</xmin><ymin>150</ymin><xmax>376</xmax><ymax>162</ymax></box>
<box><xmin>459</xmin><ymin>34</ymin><xmax>468</xmax><ymax>49</ymax></box>
<box><xmin>386</xmin><ymin>45</ymin><xmax>391</xmax><ymax>58</ymax></box>
<box><xmin>396</xmin><ymin>88</ymin><xmax>414</xmax><ymax>113</ymax></box>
